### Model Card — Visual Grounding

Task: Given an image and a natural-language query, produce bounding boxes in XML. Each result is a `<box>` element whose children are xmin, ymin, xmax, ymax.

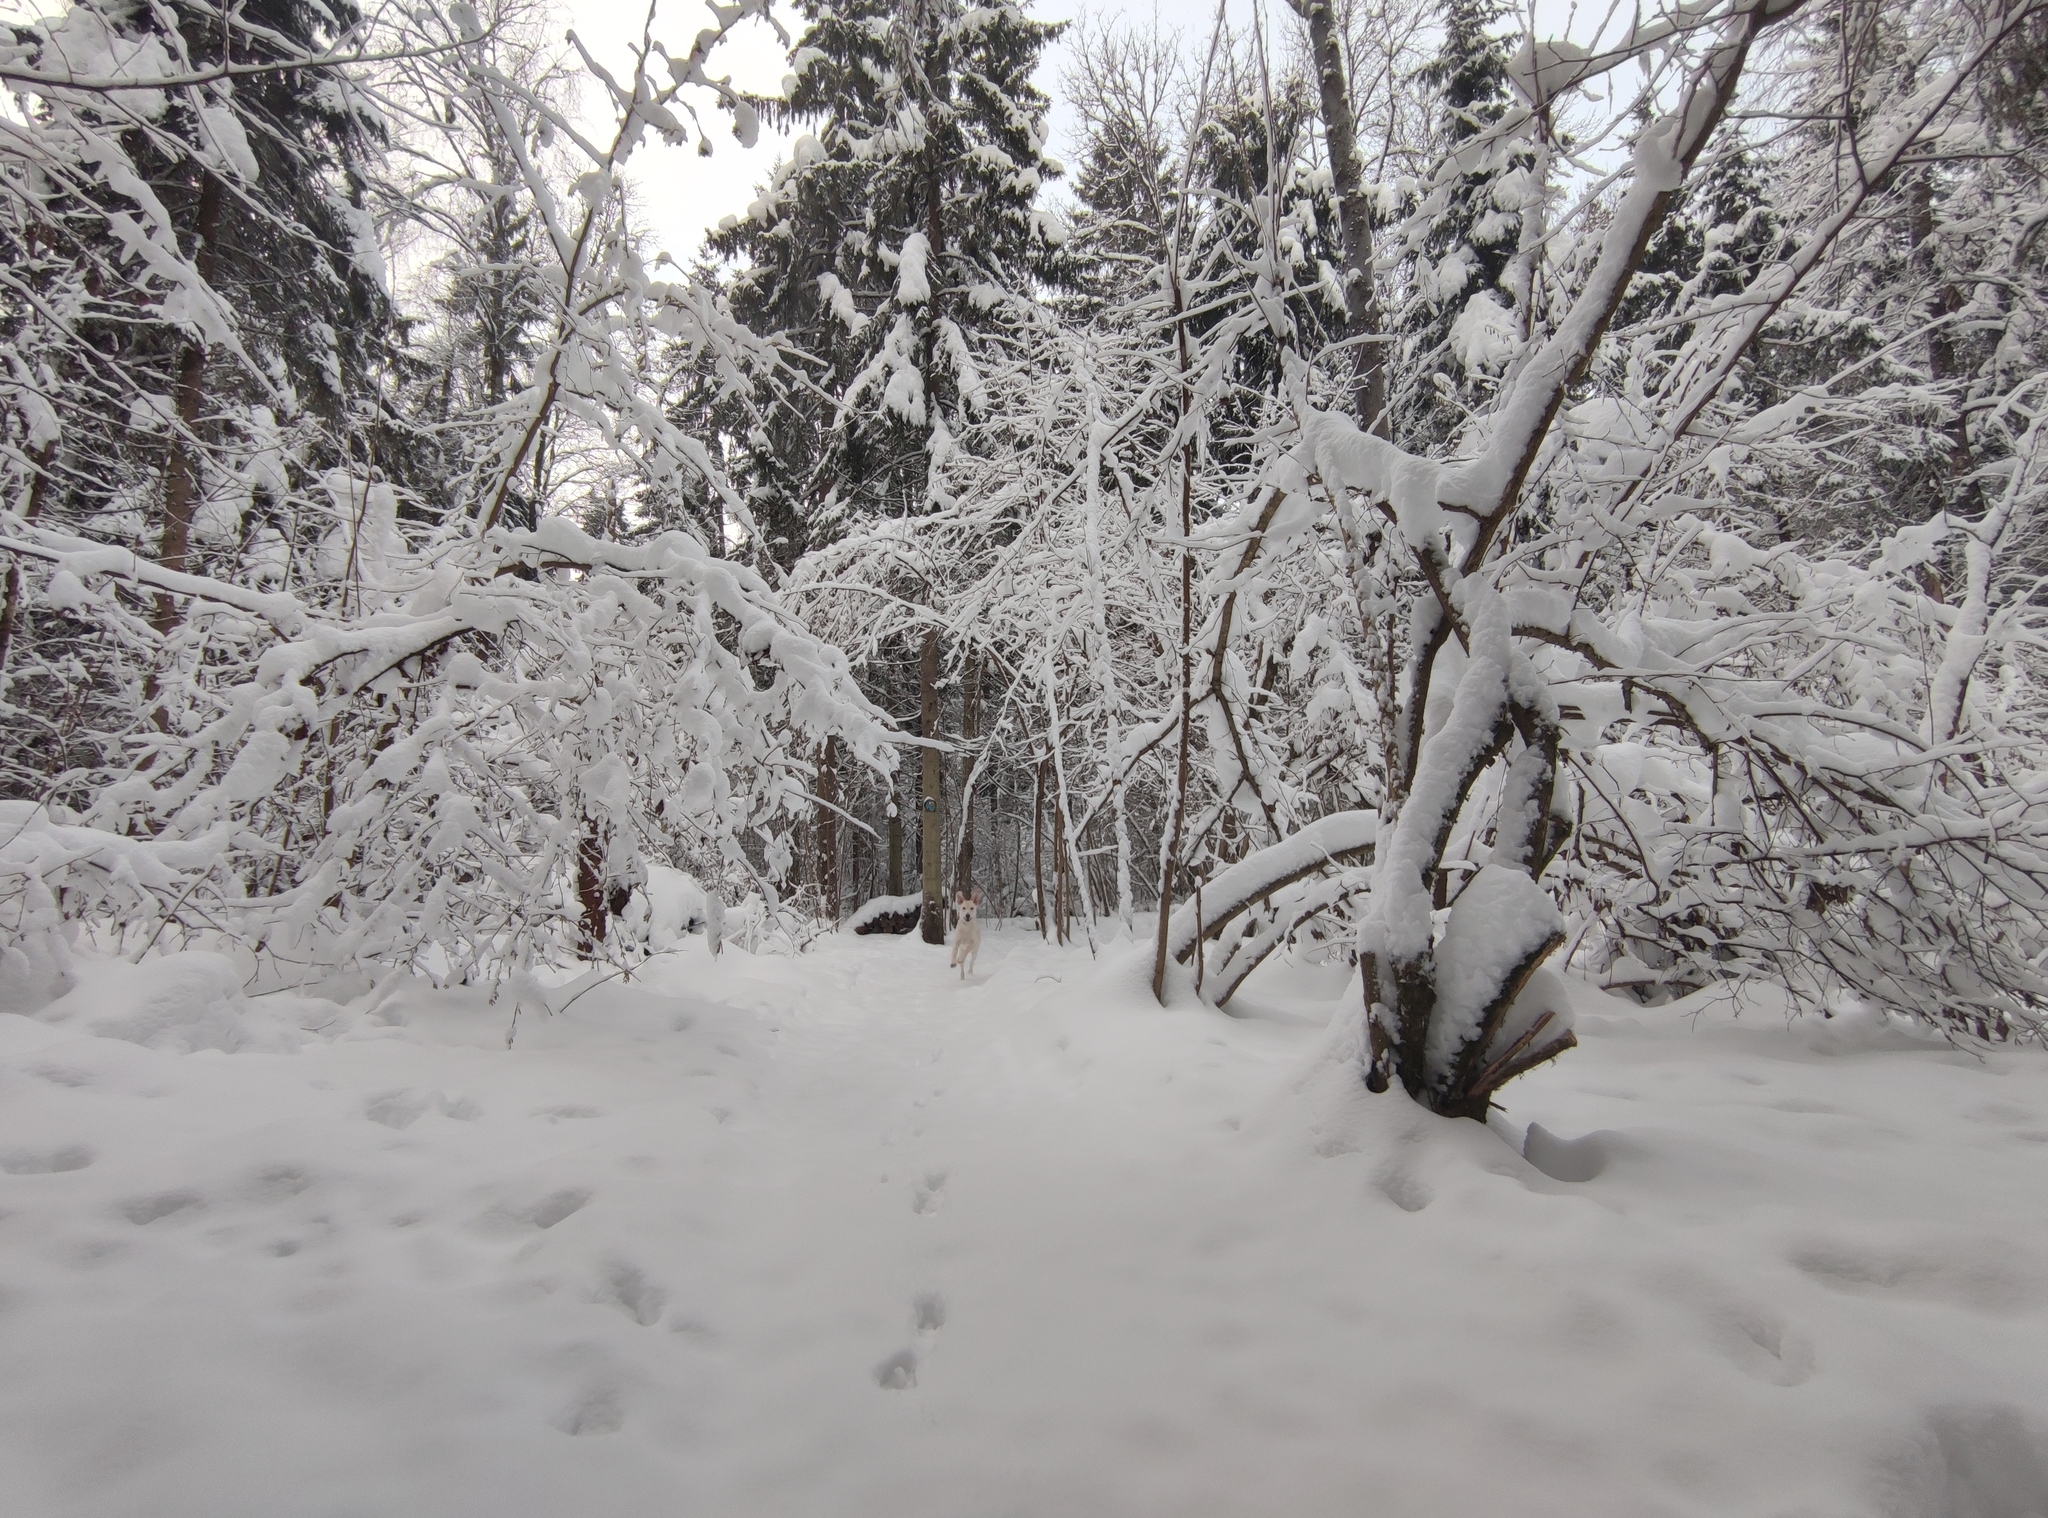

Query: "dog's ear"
<box><xmin>953</xmin><ymin>890</ymin><xmax>963</xmax><ymax>904</ymax></box>
<box><xmin>972</xmin><ymin>888</ymin><xmax>983</xmax><ymax>904</ymax></box>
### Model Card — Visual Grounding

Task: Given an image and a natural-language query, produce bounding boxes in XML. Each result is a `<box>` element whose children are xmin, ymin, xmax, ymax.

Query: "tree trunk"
<box><xmin>815</xmin><ymin>735</ymin><xmax>841</xmax><ymax>924</ymax></box>
<box><xmin>919</xmin><ymin>627</ymin><xmax>945</xmax><ymax>943</ymax></box>
<box><xmin>577</xmin><ymin>828</ymin><xmax>610</xmax><ymax>951</ymax></box>
<box><xmin>1294</xmin><ymin>0</ymin><xmax>1387</xmax><ymax>433</ymax></box>
<box><xmin>1908</xmin><ymin>168</ymin><xmax>1973</xmax><ymax>521</ymax></box>
<box><xmin>888</xmin><ymin>801</ymin><xmax>903</xmax><ymax>896</ymax></box>
<box><xmin>1033</xmin><ymin>756</ymin><xmax>1047</xmax><ymax>939</ymax></box>
<box><xmin>0</xmin><ymin>438</ymin><xmax>53</xmax><ymax>691</ymax></box>
<box><xmin>1154</xmin><ymin>198</ymin><xmax>1202</xmax><ymax>999</ymax></box>
<box><xmin>21</xmin><ymin>437</ymin><xmax>54</xmax><ymax>525</ymax></box>
<box><xmin>954</xmin><ymin>651</ymin><xmax>979</xmax><ymax>894</ymax></box>
<box><xmin>992</xmin><ymin>815</ymin><xmax>1007</xmax><ymax>924</ymax></box>
<box><xmin>0</xmin><ymin>558</ymin><xmax>22</xmax><ymax>697</ymax></box>
<box><xmin>1052</xmin><ymin>797</ymin><xmax>1068</xmax><ymax>945</ymax></box>
<box><xmin>153</xmin><ymin>169</ymin><xmax>223</xmax><ymax>637</ymax></box>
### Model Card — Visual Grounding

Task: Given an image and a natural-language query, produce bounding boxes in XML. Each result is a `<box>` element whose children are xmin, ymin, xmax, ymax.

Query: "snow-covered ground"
<box><xmin>3</xmin><ymin>927</ymin><xmax>2046</xmax><ymax>1517</ymax></box>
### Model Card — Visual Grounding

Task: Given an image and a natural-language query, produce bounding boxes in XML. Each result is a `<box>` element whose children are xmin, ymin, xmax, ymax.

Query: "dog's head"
<box><xmin>953</xmin><ymin>888</ymin><xmax>982</xmax><ymax>924</ymax></box>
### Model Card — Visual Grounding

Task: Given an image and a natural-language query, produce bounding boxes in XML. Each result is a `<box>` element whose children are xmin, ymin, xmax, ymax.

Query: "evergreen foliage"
<box><xmin>1395</xmin><ymin>0</ymin><xmax>1541</xmax><ymax>447</ymax></box>
<box><xmin>707</xmin><ymin>0</ymin><xmax>1068</xmax><ymax>555</ymax></box>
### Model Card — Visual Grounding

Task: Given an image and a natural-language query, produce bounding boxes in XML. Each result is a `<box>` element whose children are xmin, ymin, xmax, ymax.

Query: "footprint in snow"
<box><xmin>2</xmin><ymin>1144</ymin><xmax>95</xmax><ymax>1174</ymax></box>
<box><xmin>524</xmin><ymin>1188</ymin><xmax>591</xmax><ymax>1228</ymax></box>
<box><xmin>552</xmin><ymin>1381</ymin><xmax>626</xmax><ymax>1436</ymax></box>
<box><xmin>477</xmin><ymin>1187</ymin><xmax>593</xmax><ymax>1236</ymax></box>
<box><xmin>873</xmin><ymin>1349</ymin><xmax>918</xmax><ymax>1390</ymax></box>
<box><xmin>872</xmin><ymin>1294</ymin><xmax>946</xmax><ymax>1394</ymax></box>
<box><xmin>911</xmin><ymin>1170</ymin><xmax>947</xmax><ymax>1215</ymax></box>
<box><xmin>121</xmin><ymin>1189</ymin><xmax>204</xmax><ymax>1225</ymax></box>
<box><xmin>1374</xmin><ymin>1165</ymin><xmax>1433</xmax><ymax>1213</ymax></box>
<box><xmin>1713</xmin><ymin>1305</ymin><xmax>1816</xmax><ymax>1387</ymax></box>
<box><xmin>365</xmin><ymin>1089</ymin><xmax>482</xmax><ymax>1130</ymax></box>
<box><xmin>242</xmin><ymin>1163</ymin><xmax>315</xmax><ymax>1204</ymax></box>
<box><xmin>591</xmin><ymin>1260</ymin><xmax>667</xmax><ymax>1327</ymax></box>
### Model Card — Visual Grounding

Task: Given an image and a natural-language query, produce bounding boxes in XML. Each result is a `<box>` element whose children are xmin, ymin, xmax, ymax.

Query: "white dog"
<box><xmin>948</xmin><ymin>888</ymin><xmax>983</xmax><ymax>980</ymax></box>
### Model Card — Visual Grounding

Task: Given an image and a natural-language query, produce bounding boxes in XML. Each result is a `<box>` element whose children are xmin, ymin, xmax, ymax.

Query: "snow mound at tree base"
<box><xmin>847</xmin><ymin>892</ymin><xmax>923</xmax><ymax>935</ymax></box>
<box><xmin>618</xmin><ymin>866</ymin><xmax>710</xmax><ymax>950</ymax></box>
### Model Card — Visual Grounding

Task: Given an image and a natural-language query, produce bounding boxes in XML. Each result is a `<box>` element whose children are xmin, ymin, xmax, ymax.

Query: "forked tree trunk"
<box><xmin>1351</xmin><ymin>2</ymin><xmax>1787</xmax><ymax>1118</ymax></box>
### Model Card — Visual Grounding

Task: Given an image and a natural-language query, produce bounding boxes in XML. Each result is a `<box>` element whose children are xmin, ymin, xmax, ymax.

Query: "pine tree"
<box><xmin>385</xmin><ymin>8</ymin><xmax>569</xmax><ymax>536</ymax></box>
<box><xmin>709</xmin><ymin>0</ymin><xmax>1069</xmax><ymax>557</ymax></box>
<box><xmin>7</xmin><ymin>0</ymin><xmax>397</xmax><ymax>611</ymax></box>
<box><xmin>1396</xmin><ymin>0</ymin><xmax>1542</xmax><ymax>448</ymax></box>
<box><xmin>1061</xmin><ymin>17</ymin><xmax>1182</xmax><ymax>306</ymax></box>
<box><xmin>1619</xmin><ymin>137</ymin><xmax>1783</xmax><ymax>331</ymax></box>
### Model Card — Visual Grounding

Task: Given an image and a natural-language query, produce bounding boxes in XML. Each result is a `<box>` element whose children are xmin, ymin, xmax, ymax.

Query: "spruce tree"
<box><xmin>8</xmin><ymin>0</ymin><xmax>396</xmax><ymax>602</ymax></box>
<box><xmin>708</xmin><ymin>0</ymin><xmax>1068</xmax><ymax>557</ymax></box>
<box><xmin>1397</xmin><ymin>0</ymin><xmax>1541</xmax><ymax>448</ymax></box>
<box><xmin>1618</xmin><ymin>136</ymin><xmax>1785</xmax><ymax>335</ymax></box>
<box><xmin>1180</xmin><ymin>76</ymin><xmax>1348</xmax><ymax>473</ymax></box>
<box><xmin>1060</xmin><ymin>19</ymin><xmax>1182</xmax><ymax>306</ymax></box>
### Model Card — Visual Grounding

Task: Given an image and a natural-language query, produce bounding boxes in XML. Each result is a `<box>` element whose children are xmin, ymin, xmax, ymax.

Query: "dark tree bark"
<box><xmin>576</xmin><ymin>828</ymin><xmax>628</xmax><ymax>951</ymax></box>
<box><xmin>919</xmin><ymin>627</ymin><xmax>945</xmax><ymax>943</ymax></box>
<box><xmin>1908</xmin><ymin>167</ymin><xmax>1974</xmax><ymax>524</ymax></box>
<box><xmin>1033</xmin><ymin>756</ymin><xmax>1047</xmax><ymax>939</ymax></box>
<box><xmin>954</xmin><ymin>652</ymin><xmax>980</xmax><ymax>895</ymax></box>
<box><xmin>816</xmin><ymin>735</ymin><xmax>841</xmax><ymax>923</ymax></box>
<box><xmin>153</xmin><ymin>170</ymin><xmax>223</xmax><ymax>637</ymax></box>
<box><xmin>1291</xmin><ymin>0</ymin><xmax>1388</xmax><ymax>433</ymax></box>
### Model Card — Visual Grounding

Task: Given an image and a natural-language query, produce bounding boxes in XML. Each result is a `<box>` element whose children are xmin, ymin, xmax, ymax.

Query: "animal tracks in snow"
<box><xmin>521</xmin><ymin>1187</ymin><xmax>592</xmax><ymax>1229</ymax></box>
<box><xmin>911</xmin><ymin>1169</ymin><xmax>948</xmax><ymax>1215</ymax></box>
<box><xmin>1713</xmin><ymin>1305</ymin><xmax>1816</xmax><ymax>1387</ymax></box>
<box><xmin>120</xmin><ymin>1188</ymin><xmax>203</xmax><ymax>1225</ymax></box>
<box><xmin>875</xmin><ymin>1291</ymin><xmax>948</xmax><ymax>1392</ymax></box>
<box><xmin>1789</xmin><ymin>1236</ymin><xmax>2040</xmax><ymax>1316</ymax></box>
<box><xmin>476</xmin><ymin>1186</ymin><xmax>593</xmax><ymax>1236</ymax></box>
<box><xmin>531</xmin><ymin>1104</ymin><xmax>601</xmax><ymax>1122</ymax></box>
<box><xmin>552</xmin><ymin>1380</ymin><xmax>626</xmax><ymax>1436</ymax></box>
<box><xmin>364</xmin><ymin>1088</ymin><xmax>482</xmax><ymax>1129</ymax></box>
<box><xmin>872</xmin><ymin>1348</ymin><xmax>918</xmax><ymax>1390</ymax></box>
<box><xmin>1</xmin><ymin>1143</ymin><xmax>94</xmax><ymax>1174</ymax></box>
<box><xmin>591</xmin><ymin>1260</ymin><xmax>667</xmax><ymax>1327</ymax></box>
<box><xmin>1374</xmin><ymin>1165</ymin><xmax>1432</xmax><ymax>1213</ymax></box>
